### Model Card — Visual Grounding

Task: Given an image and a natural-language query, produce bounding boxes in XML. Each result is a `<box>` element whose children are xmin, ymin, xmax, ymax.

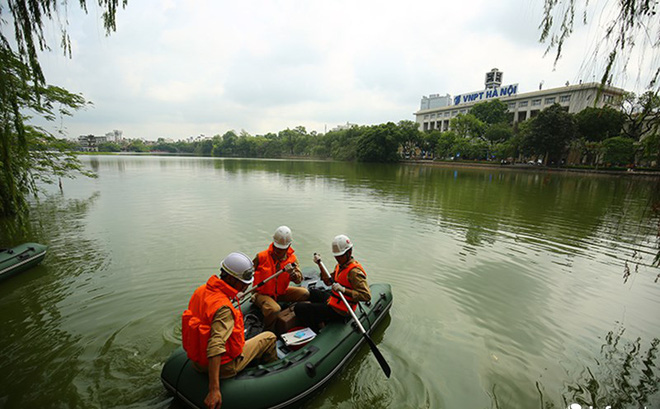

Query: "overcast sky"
<box><xmin>30</xmin><ymin>0</ymin><xmax>656</xmax><ymax>141</ymax></box>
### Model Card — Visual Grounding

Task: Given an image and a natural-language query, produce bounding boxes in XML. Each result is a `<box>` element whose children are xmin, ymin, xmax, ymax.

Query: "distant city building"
<box><xmin>186</xmin><ymin>134</ymin><xmax>209</xmax><ymax>143</ymax></box>
<box><xmin>415</xmin><ymin>68</ymin><xmax>626</xmax><ymax>132</ymax></box>
<box><xmin>331</xmin><ymin>122</ymin><xmax>358</xmax><ymax>132</ymax></box>
<box><xmin>104</xmin><ymin>130</ymin><xmax>123</xmax><ymax>142</ymax></box>
<box><xmin>78</xmin><ymin>135</ymin><xmax>107</xmax><ymax>152</ymax></box>
<box><xmin>420</xmin><ymin>94</ymin><xmax>452</xmax><ymax>110</ymax></box>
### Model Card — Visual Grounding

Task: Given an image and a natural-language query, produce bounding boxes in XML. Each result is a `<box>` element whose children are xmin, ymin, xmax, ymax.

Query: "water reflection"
<box><xmin>89</xmin><ymin>156</ymin><xmax>100</xmax><ymax>173</ymax></box>
<box><xmin>58</xmin><ymin>155</ymin><xmax>658</xmax><ymax>408</ymax></box>
<box><xmin>528</xmin><ymin>326</ymin><xmax>660</xmax><ymax>409</ymax></box>
<box><xmin>0</xmin><ymin>192</ymin><xmax>108</xmax><ymax>407</ymax></box>
<box><xmin>77</xmin><ymin>156</ymin><xmax>659</xmax><ymax>279</ymax></box>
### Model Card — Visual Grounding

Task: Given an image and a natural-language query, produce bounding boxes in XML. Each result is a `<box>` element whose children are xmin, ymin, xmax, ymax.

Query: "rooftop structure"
<box><xmin>415</xmin><ymin>69</ymin><xmax>626</xmax><ymax>132</ymax></box>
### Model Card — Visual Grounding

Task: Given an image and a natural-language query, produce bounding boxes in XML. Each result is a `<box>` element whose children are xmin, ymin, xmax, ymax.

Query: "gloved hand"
<box><xmin>313</xmin><ymin>253</ymin><xmax>322</xmax><ymax>265</ymax></box>
<box><xmin>284</xmin><ymin>263</ymin><xmax>295</xmax><ymax>274</ymax></box>
<box><xmin>332</xmin><ymin>283</ymin><xmax>345</xmax><ymax>293</ymax></box>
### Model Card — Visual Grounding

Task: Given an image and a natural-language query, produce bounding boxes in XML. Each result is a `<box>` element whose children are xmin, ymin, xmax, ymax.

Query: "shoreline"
<box><xmin>77</xmin><ymin>152</ymin><xmax>660</xmax><ymax>178</ymax></box>
<box><xmin>400</xmin><ymin>159</ymin><xmax>660</xmax><ymax>178</ymax></box>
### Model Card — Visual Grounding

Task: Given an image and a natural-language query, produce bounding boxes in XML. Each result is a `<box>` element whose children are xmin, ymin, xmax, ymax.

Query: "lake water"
<box><xmin>1</xmin><ymin>155</ymin><xmax>659</xmax><ymax>409</ymax></box>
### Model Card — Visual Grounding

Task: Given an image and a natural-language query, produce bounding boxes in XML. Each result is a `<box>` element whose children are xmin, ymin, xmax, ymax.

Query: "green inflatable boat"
<box><xmin>161</xmin><ymin>277</ymin><xmax>393</xmax><ymax>409</ymax></box>
<box><xmin>0</xmin><ymin>242</ymin><xmax>48</xmax><ymax>282</ymax></box>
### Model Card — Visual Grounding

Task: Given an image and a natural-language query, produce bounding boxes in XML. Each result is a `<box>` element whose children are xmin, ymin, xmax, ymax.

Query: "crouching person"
<box><xmin>294</xmin><ymin>234</ymin><xmax>371</xmax><ymax>332</ymax></box>
<box><xmin>182</xmin><ymin>252</ymin><xmax>277</xmax><ymax>409</ymax></box>
<box><xmin>253</xmin><ymin>226</ymin><xmax>309</xmax><ymax>330</ymax></box>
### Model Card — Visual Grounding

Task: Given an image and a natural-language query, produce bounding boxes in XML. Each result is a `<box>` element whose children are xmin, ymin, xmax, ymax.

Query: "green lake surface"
<box><xmin>1</xmin><ymin>155</ymin><xmax>659</xmax><ymax>409</ymax></box>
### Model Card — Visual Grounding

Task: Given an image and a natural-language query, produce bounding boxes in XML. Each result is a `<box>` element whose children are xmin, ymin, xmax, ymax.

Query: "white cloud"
<box><xmin>25</xmin><ymin>0</ymin><xmax>656</xmax><ymax>140</ymax></box>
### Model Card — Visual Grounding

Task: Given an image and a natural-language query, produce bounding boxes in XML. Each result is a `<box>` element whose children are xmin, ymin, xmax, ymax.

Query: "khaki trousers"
<box><xmin>253</xmin><ymin>287</ymin><xmax>309</xmax><ymax>330</ymax></box>
<box><xmin>219</xmin><ymin>332</ymin><xmax>277</xmax><ymax>379</ymax></box>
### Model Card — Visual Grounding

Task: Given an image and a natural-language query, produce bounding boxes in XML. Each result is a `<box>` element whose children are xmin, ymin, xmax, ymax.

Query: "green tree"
<box><xmin>523</xmin><ymin>104</ymin><xmax>577</xmax><ymax>165</ymax></box>
<box><xmin>619</xmin><ymin>91</ymin><xmax>660</xmax><ymax>142</ymax></box>
<box><xmin>1</xmin><ymin>0</ymin><xmax>125</xmax><ymax>216</ymax></box>
<box><xmin>211</xmin><ymin>134</ymin><xmax>224</xmax><ymax>156</ymax></box>
<box><xmin>396</xmin><ymin>120</ymin><xmax>422</xmax><ymax>155</ymax></box>
<box><xmin>450</xmin><ymin>114</ymin><xmax>485</xmax><ymax>140</ymax></box>
<box><xmin>435</xmin><ymin>131</ymin><xmax>457</xmax><ymax>159</ymax></box>
<box><xmin>492</xmin><ymin>138</ymin><xmax>518</xmax><ymax>160</ymax></box>
<box><xmin>356</xmin><ymin>123</ymin><xmax>400</xmax><ymax>163</ymax></box>
<box><xmin>220</xmin><ymin>130</ymin><xmax>238</xmax><ymax>156</ymax></box>
<box><xmin>575</xmin><ymin>106</ymin><xmax>626</xmax><ymax>142</ymax></box>
<box><xmin>470</xmin><ymin>99</ymin><xmax>510</xmax><ymax>126</ymax></box>
<box><xmin>638</xmin><ymin>131</ymin><xmax>659</xmax><ymax>166</ymax></box>
<box><xmin>278</xmin><ymin>126</ymin><xmax>309</xmax><ymax>156</ymax></box>
<box><xmin>0</xmin><ymin>48</ymin><xmax>95</xmax><ymax>215</ymax></box>
<box><xmin>235</xmin><ymin>134</ymin><xmax>257</xmax><ymax>157</ymax></box>
<box><xmin>422</xmin><ymin>130</ymin><xmax>442</xmax><ymax>157</ymax></box>
<box><xmin>98</xmin><ymin>142</ymin><xmax>121</xmax><ymax>152</ymax></box>
<box><xmin>195</xmin><ymin>139</ymin><xmax>213</xmax><ymax>156</ymax></box>
<box><xmin>540</xmin><ymin>0</ymin><xmax>659</xmax><ymax>90</ymax></box>
<box><xmin>451</xmin><ymin>137</ymin><xmax>474</xmax><ymax>160</ymax></box>
<box><xmin>126</xmin><ymin>139</ymin><xmax>148</xmax><ymax>152</ymax></box>
<box><xmin>484</xmin><ymin>123</ymin><xmax>513</xmax><ymax>145</ymax></box>
<box><xmin>329</xmin><ymin>126</ymin><xmax>361</xmax><ymax>161</ymax></box>
<box><xmin>175</xmin><ymin>140</ymin><xmax>195</xmax><ymax>154</ymax></box>
<box><xmin>309</xmin><ymin>132</ymin><xmax>332</xmax><ymax>158</ymax></box>
<box><xmin>153</xmin><ymin>138</ymin><xmax>177</xmax><ymax>153</ymax></box>
<box><xmin>601</xmin><ymin>136</ymin><xmax>635</xmax><ymax>165</ymax></box>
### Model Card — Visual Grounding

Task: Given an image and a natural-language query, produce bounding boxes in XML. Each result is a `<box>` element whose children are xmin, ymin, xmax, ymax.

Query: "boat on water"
<box><xmin>0</xmin><ymin>243</ymin><xmax>48</xmax><ymax>282</ymax></box>
<box><xmin>161</xmin><ymin>272</ymin><xmax>393</xmax><ymax>409</ymax></box>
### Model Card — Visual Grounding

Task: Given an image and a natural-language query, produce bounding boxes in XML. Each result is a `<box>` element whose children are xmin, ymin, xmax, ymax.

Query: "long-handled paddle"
<box><xmin>237</xmin><ymin>263</ymin><xmax>296</xmax><ymax>305</ymax></box>
<box><xmin>319</xmin><ymin>260</ymin><xmax>391</xmax><ymax>378</ymax></box>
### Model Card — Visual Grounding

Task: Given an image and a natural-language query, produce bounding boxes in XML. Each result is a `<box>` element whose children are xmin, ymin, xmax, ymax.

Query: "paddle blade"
<box><xmin>364</xmin><ymin>333</ymin><xmax>391</xmax><ymax>378</ymax></box>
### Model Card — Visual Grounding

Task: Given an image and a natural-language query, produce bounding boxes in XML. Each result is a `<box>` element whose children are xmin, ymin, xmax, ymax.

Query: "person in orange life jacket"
<box><xmin>293</xmin><ymin>234</ymin><xmax>371</xmax><ymax>333</ymax></box>
<box><xmin>252</xmin><ymin>226</ymin><xmax>310</xmax><ymax>330</ymax></box>
<box><xmin>182</xmin><ymin>252</ymin><xmax>277</xmax><ymax>409</ymax></box>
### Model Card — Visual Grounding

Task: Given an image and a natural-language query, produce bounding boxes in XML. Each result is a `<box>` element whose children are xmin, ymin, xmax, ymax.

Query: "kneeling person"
<box><xmin>182</xmin><ymin>252</ymin><xmax>277</xmax><ymax>409</ymax></box>
<box><xmin>294</xmin><ymin>234</ymin><xmax>371</xmax><ymax>332</ymax></box>
<box><xmin>253</xmin><ymin>226</ymin><xmax>309</xmax><ymax>330</ymax></box>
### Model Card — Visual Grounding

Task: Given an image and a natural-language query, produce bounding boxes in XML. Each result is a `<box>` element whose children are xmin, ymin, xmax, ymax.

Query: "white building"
<box><xmin>331</xmin><ymin>122</ymin><xmax>359</xmax><ymax>132</ymax></box>
<box><xmin>104</xmin><ymin>130</ymin><xmax>123</xmax><ymax>142</ymax></box>
<box><xmin>78</xmin><ymin>135</ymin><xmax>107</xmax><ymax>152</ymax></box>
<box><xmin>415</xmin><ymin>68</ymin><xmax>626</xmax><ymax>132</ymax></box>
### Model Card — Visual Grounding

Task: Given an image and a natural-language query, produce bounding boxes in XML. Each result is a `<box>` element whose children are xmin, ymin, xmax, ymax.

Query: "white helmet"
<box><xmin>220</xmin><ymin>252</ymin><xmax>254</xmax><ymax>284</ymax></box>
<box><xmin>331</xmin><ymin>234</ymin><xmax>353</xmax><ymax>256</ymax></box>
<box><xmin>273</xmin><ymin>226</ymin><xmax>293</xmax><ymax>249</ymax></box>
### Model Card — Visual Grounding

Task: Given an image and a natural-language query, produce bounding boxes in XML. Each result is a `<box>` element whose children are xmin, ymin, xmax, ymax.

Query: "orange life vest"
<box><xmin>327</xmin><ymin>260</ymin><xmax>366</xmax><ymax>314</ymax></box>
<box><xmin>181</xmin><ymin>275</ymin><xmax>245</xmax><ymax>366</ymax></box>
<box><xmin>254</xmin><ymin>243</ymin><xmax>297</xmax><ymax>299</ymax></box>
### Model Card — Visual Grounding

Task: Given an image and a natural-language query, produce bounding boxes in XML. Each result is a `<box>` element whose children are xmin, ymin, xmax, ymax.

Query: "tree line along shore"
<box><xmin>68</xmin><ymin>96</ymin><xmax>659</xmax><ymax>172</ymax></box>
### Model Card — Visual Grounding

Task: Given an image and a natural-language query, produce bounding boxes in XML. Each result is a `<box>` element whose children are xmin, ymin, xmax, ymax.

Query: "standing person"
<box><xmin>182</xmin><ymin>252</ymin><xmax>277</xmax><ymax>409</ymax></box>
<box><xmin>253</xmin><ymin>226</ymin><xmax>309</xmax><ymax>330</ymax></box>
<box><xmin>294</xmin><ymin>234</ymin><xmax>371</xmax><ymax>332</ymax></box>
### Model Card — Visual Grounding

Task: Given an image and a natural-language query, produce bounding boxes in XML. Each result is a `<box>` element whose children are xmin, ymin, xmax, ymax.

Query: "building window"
<box><xmin>424</xmin><ymin>115</ymin><xmax>429</xmax><ymax>119</ymax></box>
<box><xmin>508</xmin><ymin>103</ymin><xmax>516</xmax><ymax>109</ymax></box>
<box><xmin>559</xmin><ymin>95</ymin><xmax>571</xmax><ymax>103</ymax></box>
<box><xmin>545</xmin><ymin>97</ymin><xmax>556</xmax><ymax>104</ymax></box>
<box><xmin>430</xmin><ymin>113</ymin><xmax>436</xmax><ymax>118</ymax></box>
<box><xmin>460</xmin><ymin>109</ymin><xmax>467</xmax><ymax>114</ymax></box>
<box><xmin>532</xmin><ymin>99</ymin><xmax>541</xmax><ymax>106</ymax></box>
<box><xmin>444</xmin><ymin>112</ymin><xmax>450</xmax><ymax>117</ymax></box>
<box><xmin>452</xmin><ymin>110</ymin><xmax>458</xmax><ymax>116</ymax></box>
<box><xmin>519</xmin><ymin>101</ymin><xmax>528</xmax><ymax>107</ymax></box>
<box><xmin>603</xmin><ymin>94</ymin><xmax>614</xmax><ymax>103</ymax></box>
